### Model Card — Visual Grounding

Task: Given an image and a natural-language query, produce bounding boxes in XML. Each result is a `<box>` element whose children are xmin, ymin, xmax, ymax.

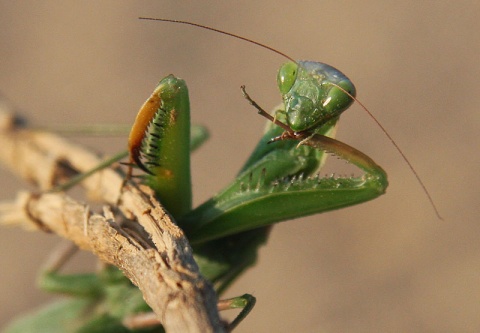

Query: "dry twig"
<box><xmin>0</xmin><ymin>99</ymin><xmax>225</xmax><ymax>333</ymax></box>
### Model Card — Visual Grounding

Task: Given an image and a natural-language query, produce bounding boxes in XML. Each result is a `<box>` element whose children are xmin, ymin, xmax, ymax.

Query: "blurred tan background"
<box><xmin>0</xmin><ymin>1</ymin><xmax>478</xmax><ymax>332</ymax></box>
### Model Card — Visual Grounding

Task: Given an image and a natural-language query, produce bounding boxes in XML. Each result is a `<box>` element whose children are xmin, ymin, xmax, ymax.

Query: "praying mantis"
<box><xmin>4</xmin><ymin>18</ymin><xmax>440</xmax><ymax>332</ymax></box>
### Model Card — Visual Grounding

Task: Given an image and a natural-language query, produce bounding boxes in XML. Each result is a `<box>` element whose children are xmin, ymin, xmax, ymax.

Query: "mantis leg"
<box><xmin>218</xmin><ymin>294</ymin><xmax>256</xmax><ymax>331</ymax></box>
<box><xmin>123</xmin><ymin>294</ymin><xmax>256</xmax><ymax>331</ymax></box>
<box><xmin>50</xmin><ymin>124</ymin><xmax>209</xmax><ymax>193</ymax></box>
<box><xmin>51</xmin><ymin>150</ymin><xmax>128</xmax><ymax>193</ymax></box>
<box><xmin>37</xmin><ymin>241</ymin><xmax>103</xmax><ymax>298</ymax></box>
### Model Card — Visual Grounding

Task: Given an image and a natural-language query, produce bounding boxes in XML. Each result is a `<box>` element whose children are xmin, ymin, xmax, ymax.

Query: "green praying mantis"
<box><xmin>4</xmin><ymin>18</ymin><xmax>441</xmax><ymax>332</ymax></box>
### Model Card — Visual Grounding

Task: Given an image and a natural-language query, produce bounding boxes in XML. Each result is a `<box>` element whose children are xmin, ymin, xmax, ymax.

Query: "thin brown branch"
<box><xmin>0</xmin><ymin>99</ymin><xmax>225</xmax><ymax>333</ymax></box>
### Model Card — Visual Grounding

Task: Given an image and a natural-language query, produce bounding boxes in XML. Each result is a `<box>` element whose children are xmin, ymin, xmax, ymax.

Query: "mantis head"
<box><xmin>277</xmin><ymin>61</ymin><xmax>356</xmax><ymax>132</ymax></box>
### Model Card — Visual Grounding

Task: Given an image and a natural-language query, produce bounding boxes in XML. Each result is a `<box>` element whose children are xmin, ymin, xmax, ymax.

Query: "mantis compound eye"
<box><xmin>277</xmin><ymin>62</ymin><xmax>298</xmax><ymax>94</ymax></box>
<box><xmin>323</xmin><ymin>79</ymin><xmax>356</xmax><ymax>115</ymax></box>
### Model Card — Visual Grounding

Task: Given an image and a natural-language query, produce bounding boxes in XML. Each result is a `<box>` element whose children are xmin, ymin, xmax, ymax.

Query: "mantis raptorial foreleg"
<box><xmin>241</xmin><ymin>85</ymin><xmax>387</xmax><ymax>189</ymax></box>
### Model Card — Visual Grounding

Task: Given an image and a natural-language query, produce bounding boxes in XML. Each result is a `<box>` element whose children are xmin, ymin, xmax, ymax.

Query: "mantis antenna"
<box><xmin>325</xmin><ymin>83</ymin><xmax>443</xmax><ymax>220</ymax></box>
<box><xmin>138</xmin><ymin>17</ymin><xmax>295</xmax><ymax>62</ymax></box>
